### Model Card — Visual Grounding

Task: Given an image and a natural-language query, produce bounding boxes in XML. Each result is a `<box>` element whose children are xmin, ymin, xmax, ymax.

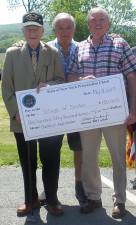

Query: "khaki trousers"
<box><xmin>80</xmin><ymin>124</ymin><xmax>127</xmax><ymax>203</ymax></box>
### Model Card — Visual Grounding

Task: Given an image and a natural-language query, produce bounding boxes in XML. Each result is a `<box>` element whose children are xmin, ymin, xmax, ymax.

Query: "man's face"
<box><xmin>23</xmin><ymin>25</ymin><xmax>44</xmax><ymax>48</ymax></box>
<box><xmin>88</xmin><ymin>11</ymin><xmax>110</xmax><ymax>38</ymax></box>
<box><xmin>55</xmin><ymin>19</ymin><xmax>75</xmax><ymax>46</ymax></box>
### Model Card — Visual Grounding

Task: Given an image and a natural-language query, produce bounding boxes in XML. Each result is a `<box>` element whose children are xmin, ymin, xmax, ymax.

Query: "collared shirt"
<box><xmin>47</xmin><ymin>38</ymin><xmax>78</xmax><ymax>77</ymax></box>
<box><xmin>70</xmin><ymin>34</ymin><xmax>136</xmax><ymax>78</ymax></box>
<box><xmin>28</xmin><ymin>44</ymin><xmax>40</xmax><ymax>60</ymax></box>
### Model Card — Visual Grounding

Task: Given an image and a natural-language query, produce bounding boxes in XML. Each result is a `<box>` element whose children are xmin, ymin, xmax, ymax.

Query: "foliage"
<box><xmin>7</xmin><ymin>0</ymin><xmax>50</xmax><ymax>15</ymax></box>
<box><xmin>7</xmin><ymin>0</ymin><xmax>136</xmax><ymax>43</ymax></box>
<box><xmin>0</xmin><ymin>23</ymin><xmax>23</xmax><ymax>53</ymax></box>
<box><xmin>45</xmin><ymin>0</ymin><xmax>136</xmax><ymax>41</ymax></box>
<box><xmin>0</xmin><ymin>53</ymin><xmax>5</xmax><ymax>69</ymax></box>
<box><xmin>0</xmin><ymin>22</ymin><xmax>52</xmax><ymax>54</ymax></box>
<box><xmin>45</xmin><ymin>0</ymin><xmax>97</xmax><ymax>41</ymax></box>
<box><xmin>0</xmin><ymin>35</ymin><xmax>23</xmax><ymax>53</ymax></box>
<box><xmin>111</xmin><ymin>25</ymin><xmax>136</xmax><ymax>48</ymax></box>
<box><xmin>97</xmin><ymin>0</ymin><xmax>136</xmax><ymax>30</ymax></box>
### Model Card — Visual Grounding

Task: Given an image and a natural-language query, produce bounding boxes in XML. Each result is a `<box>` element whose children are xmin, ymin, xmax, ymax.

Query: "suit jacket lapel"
<box><xmin>37</xmin><ymin>42</ymin><xmax>51</xmax><ymax>82</ymax></box>
<box><xmin>21</xmin><ymin>41</ymin><xmax>51</xmax><ymax>84</ymax></box>
<box><xmin>21</xmin><ymin>42</ymin><xmax>35</xmax><ymax>80</ymax></box>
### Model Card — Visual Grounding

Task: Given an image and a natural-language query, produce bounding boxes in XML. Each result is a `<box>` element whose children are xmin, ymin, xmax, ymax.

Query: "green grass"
<box><xmin>0</xmin><ymin>82</ymin><xmax>111</xmax><ymax>167</ymax></box>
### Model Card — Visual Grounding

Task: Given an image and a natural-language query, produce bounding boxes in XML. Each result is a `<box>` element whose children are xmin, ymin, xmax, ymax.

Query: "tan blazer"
<box><xmin>2</xmin><ymin>41</ymin><xmax>64</xmax><ymax>132</ymax></box>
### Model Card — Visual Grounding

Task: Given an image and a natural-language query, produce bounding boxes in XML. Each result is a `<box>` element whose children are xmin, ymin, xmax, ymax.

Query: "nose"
<box><xmin>95</xmin><ymin>19</ymin><xmax>102</xmax><ymax>26</ymax></box>
<box><xmin>62</xmin><ymin>29</ymin><xmax>69</xmax><ymax>35</ymax></box>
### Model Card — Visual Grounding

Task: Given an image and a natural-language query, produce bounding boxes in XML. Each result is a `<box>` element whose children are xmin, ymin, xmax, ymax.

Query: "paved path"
<box><xmin>0</xmin><ymin>167</ymin><xmax>136</xmax><ymax>225</ymax></box>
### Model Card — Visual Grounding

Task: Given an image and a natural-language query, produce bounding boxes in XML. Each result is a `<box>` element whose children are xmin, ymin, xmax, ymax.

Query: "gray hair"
<box><xmin>87</xmin><ymin>7</ymin><xmax>110</xmax><ymax>23</ymax></box>
<box><xmin>52</xmin><ymin>13</ymin><xmax>76</xmax><ymax>30</ymax></box>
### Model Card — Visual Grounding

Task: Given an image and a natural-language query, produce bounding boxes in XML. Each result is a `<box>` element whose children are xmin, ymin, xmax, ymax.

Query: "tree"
<box><xmin>46</xmin><ymin>0</ymin><xmax>136</xmax><ymax>42</ymax></box>
<box><xmin>45</xmin><ymin>0</ymin><xmax>98</xmax><ymax>40</ymax></box>
<box><xmin>7</xmin><ymin>0</ymin><xmax>49</xmax><ymax>15</ymax></box>
<box><xmin>45</xmin><ymin>0</ymin><xmax>136</xmax><ymax>41</ymax></box>
<box><xmin>97</xmin><ymin>0</ymin><xmax>136</xmax><ymax>30</ymax></box>
<box><xmin>7</xmin><ymin>0</ymin><xmax>136</xmax><ymax>44</ymax></box>
<box><xmin>7</xmin><ymin>0</ymin><xmax>98</xmax><ymax>40</ymax></box>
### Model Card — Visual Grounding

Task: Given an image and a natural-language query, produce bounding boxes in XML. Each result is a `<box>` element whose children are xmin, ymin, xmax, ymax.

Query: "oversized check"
<box><xmin>16</xmin><ymin>74</ymin><xmax>129</xmax><ymax>141</ymax></box>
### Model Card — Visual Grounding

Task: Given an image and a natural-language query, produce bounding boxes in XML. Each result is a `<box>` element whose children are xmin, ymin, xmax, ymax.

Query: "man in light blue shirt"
<box><xmin>40</xmin><ymin>12</ymin><xmax>87</xmax><ymax>206</ymax></box>
<box><xmin>48</xmin><ymin>38</ymin><xmax>78</xmax><ymax>77</ymax></box>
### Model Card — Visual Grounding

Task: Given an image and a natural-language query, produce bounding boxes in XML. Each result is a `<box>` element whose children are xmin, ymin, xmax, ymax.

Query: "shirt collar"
<box><xmin>54</xmin><ymin>38</ymin><xmax>76</xmax><ymax>50</ymax></box>
<box><xmin>27</xmin><ymin>44</ymin><xmax>40</xmax><ymax>58</ymax></box>
<box><xmin>87</xmin><ymin>33</ymin><xmax>109</xmax><ymax>45</ymax></box>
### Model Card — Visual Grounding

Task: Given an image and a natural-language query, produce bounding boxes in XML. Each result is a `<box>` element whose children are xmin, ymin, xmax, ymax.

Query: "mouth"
<box><xmin>95</xmin><ymin>27</ymin><xmax>102</xmax><ymax>29</ymax></box>
<box><xmin>30</xmin><ymin>37</ymin><xmax>37</xmax><ymax>40</ymax></box>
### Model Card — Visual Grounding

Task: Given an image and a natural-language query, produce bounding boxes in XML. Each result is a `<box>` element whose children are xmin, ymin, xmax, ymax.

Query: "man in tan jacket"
<box><xmin>2</xmin><ymin>12</ymin><xmax>64</xmax><ymax>216</ymax></box>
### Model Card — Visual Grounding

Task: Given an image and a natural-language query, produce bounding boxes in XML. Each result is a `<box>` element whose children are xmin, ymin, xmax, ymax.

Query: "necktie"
<box><xmin>31</xmin><ymin>50</ymin><xmax>37</xmax><ymax>73</ymax></box>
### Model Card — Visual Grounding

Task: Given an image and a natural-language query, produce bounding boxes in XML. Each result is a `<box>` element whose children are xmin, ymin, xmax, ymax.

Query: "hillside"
<box><xmin>0</xmin><ymin>22</ymin><xmax>53</xmax><ymax>53</ymax></box>
<box><xmin>0</xmin><ymin>23</ymin><xmax>23</xmax><ymax>35</ymax></box>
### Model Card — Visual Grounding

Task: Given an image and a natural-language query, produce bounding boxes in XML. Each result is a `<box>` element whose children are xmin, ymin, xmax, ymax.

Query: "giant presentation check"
<box><xmin>16</xmin><ymin>74</ymin><xmax>129</xmax><ymax>141</ymax></box>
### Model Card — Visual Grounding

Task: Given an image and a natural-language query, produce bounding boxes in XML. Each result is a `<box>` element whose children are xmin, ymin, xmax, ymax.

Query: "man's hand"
<box><xmin>37</xmin><ymin>82</ymin><xmax>49</xmax><ymax>93</ymax></box>
<box><xmin>125</xmin><ymin>113</ymin><xmax>136</xmax><ymax>125</ymax></box>
<box><xmin>12</xmin><ymin>40</ymin><xmax>24</xmax><ymax>47</ymax></box>
<box><xmin>67</xmin><ymin>74</ymin><xmax>78</xmax><ymax>82</ymax></box>
<box><xmin>67</xmin><ymin>74</ymin><xmax>95</xmax><ymax>82</ymax></box>
<box><xmin>79</xmin><ymin>75</ymin><xmax>95</xmax><ymax>80</ymax></box>
<box><xmin>111</xmin><ymin>33</ymin><xmax>121</xmax><ymax>39</ymax></box>
<box><xmin>14</xmin><ymin>112</ymin><xmax>21</xmax><ymax>123</ymax></box>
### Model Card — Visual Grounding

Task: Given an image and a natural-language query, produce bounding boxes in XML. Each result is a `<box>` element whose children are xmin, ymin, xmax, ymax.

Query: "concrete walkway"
<box><xmin>0</xmin><ymin>166</ymin><xmax>136</xmax><ymax>225</ymax></box>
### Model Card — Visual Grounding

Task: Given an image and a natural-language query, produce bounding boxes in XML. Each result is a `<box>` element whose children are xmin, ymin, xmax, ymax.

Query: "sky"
<box><xmin>0</xmin><ymin>0</ymin><xmax>26</xmax><ymax>25</ymax></box>
<box><xmin>0</xmin><ymin>0</ymin><xmax>136</xmax><ymax>25</ymax></box>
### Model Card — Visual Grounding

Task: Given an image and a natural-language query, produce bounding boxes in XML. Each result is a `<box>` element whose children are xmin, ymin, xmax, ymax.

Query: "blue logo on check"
<box><xmin>22</xmin><ymin>94</ymin><xmax>36</xmax><ymax>108</ymax></box>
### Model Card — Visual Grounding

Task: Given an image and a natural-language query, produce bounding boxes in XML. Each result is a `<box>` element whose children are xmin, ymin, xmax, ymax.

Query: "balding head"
<box><xmin>52</xmin><ymin>13</ymin><xmax>76</xmax><ymax>31</ymax></box>
<box><xmin>52</xmin><ymin>12</ymin><xmax>76</xmax><ymax>46</ymax></box>
<box><xmin>87</xmin><ymin>7</ymin><xmax>110</xmax><ymax>40</ymax></box>
<box><xmin>87</xmin><ymin>7</ymin><xmax>110</xmax><ymax>24</ymax></box>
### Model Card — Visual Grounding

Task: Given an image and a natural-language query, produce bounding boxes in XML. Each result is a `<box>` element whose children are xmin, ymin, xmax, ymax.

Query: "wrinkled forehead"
<box><xmin>88</xmin><ymin>9</ymin><xmax>109</xmax><ymax>21</ymax></box>
<box><xmin>56</xmin><ymin>18</ymin><xmax>74</xmax><ymax>27</ymax></box>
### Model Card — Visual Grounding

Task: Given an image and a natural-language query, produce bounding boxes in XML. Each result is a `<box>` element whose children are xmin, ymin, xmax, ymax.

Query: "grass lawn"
<box><xmin>0</xmin><ymin>82</ymin><xmax>111</xmax><ymax>167</ymax></box>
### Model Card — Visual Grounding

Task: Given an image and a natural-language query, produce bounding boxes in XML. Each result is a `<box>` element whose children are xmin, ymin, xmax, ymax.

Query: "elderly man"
<box><xmin>39</xmin><ymin>12</ymin><xmax>86</xmax><ymax>206</ymax></box>
<box><xmin>2</xmin><ymin>12</ymin><xmax>64</xmax><ymax>216</ymax></box>
<box><xmin>69</xmin><ymin>7</ymin><xmax>136</xmax><ymax>218</ymax></box>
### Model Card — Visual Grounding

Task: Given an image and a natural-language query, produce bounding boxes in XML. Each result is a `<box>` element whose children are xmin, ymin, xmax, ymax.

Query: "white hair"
<box><xmin>87</xmin><ymin>7</ymin><xmax>110</xmax><ymax>23</ymax></box>
<box><xmin>52</xmin><ymin>13</ymin><xmax>76</xmax><ymax>30</ymax></box>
